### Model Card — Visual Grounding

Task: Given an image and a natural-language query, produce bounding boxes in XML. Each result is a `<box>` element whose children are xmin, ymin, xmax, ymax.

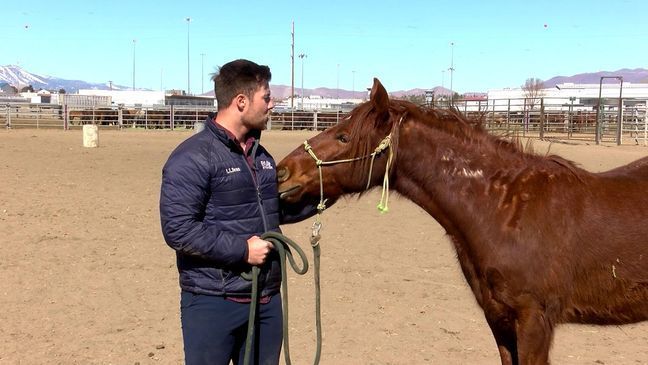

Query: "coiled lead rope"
<box><xmin>242</xmin><ymin>231</ymin><xmax>322</xmax><ymax>365</ymax></box>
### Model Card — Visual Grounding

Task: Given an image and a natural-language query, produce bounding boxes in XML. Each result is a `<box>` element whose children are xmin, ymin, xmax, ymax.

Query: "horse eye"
<box><xmin>336</xmin><ymin>134</ymin><xmax>350</xmax><ymax>143</ymax></box>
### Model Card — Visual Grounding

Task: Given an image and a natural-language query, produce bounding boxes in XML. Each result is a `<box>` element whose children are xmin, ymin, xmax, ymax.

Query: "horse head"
<box><xmin>277</xmin><ymin>78</ymin><xmax>400</xmax><ymax>210</ymax></box>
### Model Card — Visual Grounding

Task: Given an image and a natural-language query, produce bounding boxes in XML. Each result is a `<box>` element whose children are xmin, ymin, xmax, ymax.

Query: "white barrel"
<box><xmin>83</xmin><ymin>125</ymin><xmax>99</xmax><ymax>148</ymax></box>
<box><xmin>194</xmin><ymin>121</ymin><xmax>205</xmax><ymax>134</ymax></box>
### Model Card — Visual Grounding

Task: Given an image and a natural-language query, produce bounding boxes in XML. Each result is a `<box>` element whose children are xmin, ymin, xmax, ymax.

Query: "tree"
<box><xmin>522</xmin><ymin>78</ymin><xmax>544</xmax><ymax>110</ymax></box>
<box><xmin>395</xmin><ymin>94</ymin><xmax>426</xmax><ymax>105</ymax></box>
<box><xmin>520</xmin><ymin>78</ymin><xmax>545</xmax><ymax>131</ymax></box>
<box><xmin>20</xmin><ymin>85</ymin><xmax>35</xmax><ymax>93</ymax></box>
<box><xmin>0</xmin><ymin>83</ymin><xmax>18</xmax><ymax>94</ymax></box>
<box><xmin>58</xmin><ymin>88</ymin><xmax>66</xmax><ymax>94</ymax></box>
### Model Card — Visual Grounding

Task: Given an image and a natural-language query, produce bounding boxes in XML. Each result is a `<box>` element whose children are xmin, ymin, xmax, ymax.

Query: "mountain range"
<box><xmin>545</xmin><ymin>68</ymin><xmax>648</xmax><ymax>86</ymax></box>
<box><xmin>0</xmin><ymin>64</ymin><xmax>452</xmax><ymax>98</ymax></box>
<box><xmin>0</xmin><ymin>65</ymin><xmax>132</xmax><ymax>93</ymax></box>
<box><xmin>2</xmin><ymin>64</ymin><xmax>647</xmax><ymax>96</ymax></box>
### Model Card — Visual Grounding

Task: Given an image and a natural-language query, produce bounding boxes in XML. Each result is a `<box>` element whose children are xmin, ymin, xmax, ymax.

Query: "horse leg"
<box><xmin>515</xmin><ymin>307</ymin><xmax>554</xmax><ymax>365</ymax></box>
<box><xmin>481</xmin><ymin>269</ymin><xmax>521</xmax><ymax>365</ymax></box>
<box><xmin>483</xmin><ymin>301</ymin><xmax>518</xmax><ymax>365</ymax></box>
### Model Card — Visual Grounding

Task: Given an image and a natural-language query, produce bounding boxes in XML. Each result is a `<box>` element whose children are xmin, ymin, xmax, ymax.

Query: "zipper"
<box><xmin>241</xmin><ymin>144</ymin><xmax>270</xmax><ymax>232</ymax></box>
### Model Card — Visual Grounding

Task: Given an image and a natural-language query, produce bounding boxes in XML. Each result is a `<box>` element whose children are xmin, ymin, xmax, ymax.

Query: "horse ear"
<box><xmin>370</xmin><ymin>78</ymin><xmax>389</xmax><ymax>117</ymax></box>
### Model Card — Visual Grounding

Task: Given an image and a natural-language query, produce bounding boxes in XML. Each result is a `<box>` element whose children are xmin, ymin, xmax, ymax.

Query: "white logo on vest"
<box><xmin>260</xmin><ymin>161</ymin><xmax>274</xmax><ymax>170</ymax></box>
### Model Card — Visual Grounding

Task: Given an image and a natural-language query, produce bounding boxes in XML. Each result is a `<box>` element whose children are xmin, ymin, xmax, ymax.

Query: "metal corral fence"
<box><xmin>0</xmin><ymin>104</ymin><xmax>345</xmax><ymax>132</ymax></box>
<box><xmin>268</xmin><ymin>110</ymin><xmax>345</xmax><ymax>131</ymax></box>
<box><xmin>3</xmin><ymin>98</ymin><xmax>648</xmax><ymax>145</ymax></box>
<box><xmin>454</xmin><ymin>96</ymin><xmax>648</xmax><ymax>145</ymax></box>
<box><xmin>0</xmin><ymin>103</ymin><xmax>213</xmax><ymax>130</ymax></box>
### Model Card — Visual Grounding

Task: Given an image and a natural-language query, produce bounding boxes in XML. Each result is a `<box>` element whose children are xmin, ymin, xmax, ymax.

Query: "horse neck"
<box><xmin>391</xmin><ymin>119</ymin><xmax>525</xmax><ymax>232</ymax></box>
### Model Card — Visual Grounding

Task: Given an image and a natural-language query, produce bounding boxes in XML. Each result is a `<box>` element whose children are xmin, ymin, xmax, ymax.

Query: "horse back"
<box><xmin>599</xmin><ymin>155</ymin><xmax>648</xmax><ymax>179</ymax></box>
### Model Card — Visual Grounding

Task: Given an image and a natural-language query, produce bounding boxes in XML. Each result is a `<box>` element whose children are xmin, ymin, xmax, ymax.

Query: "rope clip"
<box><xmin>310</xmin><ymin>220</ymin><xmax>322</xmax><ymax>247</ymax></box>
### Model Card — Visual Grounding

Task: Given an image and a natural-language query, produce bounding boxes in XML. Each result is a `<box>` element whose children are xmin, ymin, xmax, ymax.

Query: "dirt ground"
<box><xmin>1</xmin><ymin>128</ymin><xmax>647</xmax><ymax>365</ymax></box>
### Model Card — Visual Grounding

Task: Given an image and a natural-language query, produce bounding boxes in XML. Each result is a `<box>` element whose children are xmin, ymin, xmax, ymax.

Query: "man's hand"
<box><xmin>246</xmin><ymin>236</ymin><xmax>274</xmax><ymax>265</ymax></box>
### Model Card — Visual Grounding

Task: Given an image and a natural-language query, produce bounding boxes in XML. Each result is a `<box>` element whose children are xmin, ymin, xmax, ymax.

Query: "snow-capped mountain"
<box><xmin>0</xmin><ymin>64</ymin><xmax>50</xmax><ymax>87</ymax></box>
<box><xmin>0</xmin><ymin>65</ymin><xmax>128</xmax><ymax>92</ymax></box>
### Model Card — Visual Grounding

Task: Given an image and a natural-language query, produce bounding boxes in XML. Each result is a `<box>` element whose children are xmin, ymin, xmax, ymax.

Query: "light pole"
<box><xmin>186</xmin><ymin>17</ymin><xmax>191</xmax><ymax>95</ymax></box>
<box><xmin>336</xmin><ymin>63</ymin><xmax>340</xmax><ymax>121</ymax></box>
<box><xmin>290</xmin><ymin>21</ymin><xmax>295</xmax><ymax>110</ymax></box>
<box><xmin>336</xmin><ymin>63</ymin><xmax>340</xmax><ymax>101</ymax></box>
<box><xmin>200</xmin><ymin>53</ymin><xmax>206</xmax><ymax>94</ymax></box>
<box><xmin>132</xmin><ymin>39</ymin><xmax>136</xmax><ymax>90</ymax></box>
<box><xmin>298</xmin><ymin>53</ymin><xmax>307</xmax><ymax>110</ymax></box>
<box><xmin>448</xmin><ymin>42</ymin><xmax>455</xmax><ymax>106</ymax></box>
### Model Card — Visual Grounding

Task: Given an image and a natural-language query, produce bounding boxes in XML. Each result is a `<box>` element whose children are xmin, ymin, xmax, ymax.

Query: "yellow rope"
<box><xmin>303</xmin><ymin>134</ymin><xmax>395</xmax><ymax>214</ymax></box>
<box><xmin>302</xmin><ymin>112</ymin><xmax>404</xmax><ymax>214</ymax></box>
<box><xmin>377</xmin><ymin>142</ymin><xmax>394</xmax><ymax>213</ymax></box>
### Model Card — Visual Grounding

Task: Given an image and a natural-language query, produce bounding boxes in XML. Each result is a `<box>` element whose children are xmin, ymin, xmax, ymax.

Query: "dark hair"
<box><xmin>211</xmin><ymin>59</ymin><xmax>272</xmax><ymax>110</ymax></box>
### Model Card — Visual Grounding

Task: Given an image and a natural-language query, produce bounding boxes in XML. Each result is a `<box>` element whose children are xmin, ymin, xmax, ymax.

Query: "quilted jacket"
<box><xmin>160</xmin><ymin>119</ymin><xmax>284</xmax><ymax>297</ymax></box>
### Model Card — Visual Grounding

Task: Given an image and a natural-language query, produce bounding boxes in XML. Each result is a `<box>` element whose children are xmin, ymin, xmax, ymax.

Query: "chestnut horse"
<box><xmin>276</xmin><ymin>78</ymin><xmax>648</xmax><ymax>365</ymax></box>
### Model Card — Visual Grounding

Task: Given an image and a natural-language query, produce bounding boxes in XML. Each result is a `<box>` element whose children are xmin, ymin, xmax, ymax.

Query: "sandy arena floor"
<box><xmin>1</xmin><ymin>128</ymin><xmax>647</xmax><ymax>364</ymax></box>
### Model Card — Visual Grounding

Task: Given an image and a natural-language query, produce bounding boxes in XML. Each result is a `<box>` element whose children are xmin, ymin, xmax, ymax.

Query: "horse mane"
<box><xmin>345</xmin><ymin>99</ymin><xmax>585</xmax><ymax>185</ymax></box>
<box><xmin>406</xmin><ymin>101</ymin><xmax>586</xmax><ymax>179</ymax></box>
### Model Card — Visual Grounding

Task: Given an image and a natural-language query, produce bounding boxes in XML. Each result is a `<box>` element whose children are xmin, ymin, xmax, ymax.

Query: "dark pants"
<box><xmin>180</xmin><ymin>291</ymin><xmax>283</xmax><ymax>365</ymax></box>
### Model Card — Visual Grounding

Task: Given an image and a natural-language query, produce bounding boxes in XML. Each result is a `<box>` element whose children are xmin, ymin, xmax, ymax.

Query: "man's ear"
<box><xmin>235</xmin><ymin>94</ymin><xmax>247</xmax><ymax>111</ymax></box>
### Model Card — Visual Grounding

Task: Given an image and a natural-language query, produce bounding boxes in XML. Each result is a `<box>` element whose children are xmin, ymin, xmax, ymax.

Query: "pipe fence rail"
<box><xmin>3</xmin><ymin>97</ymin><xmax>647</xmax><ymax>145</ymax></box>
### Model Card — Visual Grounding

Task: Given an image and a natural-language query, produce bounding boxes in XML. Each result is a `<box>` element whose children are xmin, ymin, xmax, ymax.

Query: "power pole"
<box><xmin>290</xmin><ymin>21</ymin><xmax>295</xmax><ymax>110</ymax></box>
<box><xmin>132</xmin><ymin>39</ymin><xmax>136</xmax><ymax>90</ymax></box>
<box><xmin>298</xmin><ymin>53</ymin><xmax>307</xmax><ymax>109</ymax></box>
<box><xmin>186</xmin><ymin>17</ymin><xmax>191</xmax><ymax>95</ymax></box>
<box><xmin>449</xmin><ymin>42</ymin><xmax>455</xmax><ymax>106</ymax></box>
<box><xmin>200</xmin><ymin>53</ymin><xmax>206</xmax><ymax>94</ymax></box>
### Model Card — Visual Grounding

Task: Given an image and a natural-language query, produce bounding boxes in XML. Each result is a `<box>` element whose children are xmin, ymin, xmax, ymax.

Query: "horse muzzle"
<box><xmin>278</xmin><ymin>184</ymin><xmax>301</xmax><ymax>200</ymax></box>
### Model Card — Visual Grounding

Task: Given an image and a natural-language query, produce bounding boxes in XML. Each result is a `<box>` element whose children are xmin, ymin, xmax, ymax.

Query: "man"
<box><xmin>160</xmin><ymin>59</ymin><xmax>311</xmax><ymax>365</ymax></box>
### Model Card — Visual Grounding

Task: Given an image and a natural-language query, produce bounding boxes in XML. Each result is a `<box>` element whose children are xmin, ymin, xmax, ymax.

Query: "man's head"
<box><xmin>212</xmin><ymin>59</ymin><xmax>272</xmax><ymax>111</ymax></box>
<box><xmin>212</xmin><ymin>59</ymin><xmax>274</xmax><ymax>131</ymax></box>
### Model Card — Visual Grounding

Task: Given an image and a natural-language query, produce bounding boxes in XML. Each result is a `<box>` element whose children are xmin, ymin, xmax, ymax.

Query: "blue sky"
<box><xmin>2</xmin><ymin>0</ymin><xmax>647</xmax><ymax>94</ymax></box>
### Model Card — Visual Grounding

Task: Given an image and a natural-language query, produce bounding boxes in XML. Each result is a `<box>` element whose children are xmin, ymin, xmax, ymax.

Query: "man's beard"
<box><xmin>245</xmin><ymin>114</ymin><xmax>269</xmax><ymax>130</ymax></box>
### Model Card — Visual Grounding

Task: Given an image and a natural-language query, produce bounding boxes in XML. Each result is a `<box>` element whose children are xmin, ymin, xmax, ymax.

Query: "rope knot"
<box><xmin>304</xmin><ymin>140</ymin><xmax>323</xmax><ymax>166</ymax></box>
<box><xmin>373</xmin><ymin>135</ymin><xmax>392</xmax><ymax>154</ymax></box>
<box><xmin>377</xmin><ymin>202</ymin><xmax>390</xmax><ymax>213</ymax></box>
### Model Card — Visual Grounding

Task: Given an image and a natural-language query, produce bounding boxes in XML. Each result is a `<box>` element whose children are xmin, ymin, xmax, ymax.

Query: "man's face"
<box><xmin>242</xmin><ymin>83</ymin><xmax>274</xmax><ymax>130</ymax></box>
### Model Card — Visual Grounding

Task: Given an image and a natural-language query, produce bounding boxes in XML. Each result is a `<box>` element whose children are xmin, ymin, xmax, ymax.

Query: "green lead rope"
<box><xmin>241</xmin><ymin>231</ymin><xmax>322</xmax><ymax>365</ymax></box>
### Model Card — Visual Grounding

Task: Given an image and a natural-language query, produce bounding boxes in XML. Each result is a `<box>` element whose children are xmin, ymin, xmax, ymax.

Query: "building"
<box><xmin>77</xmin><ymin>89</ymin><xmax>165</xmax><ymax>107</ymax></box>
<box><xmin>274</xmin><ymin>96</ymin><xmax>365</xmax><ymax>112</ymax></box>
<box><xmin>482</xmin><ymin>82</ymin><xmax>648</xmax><ymax>113</ymax></box>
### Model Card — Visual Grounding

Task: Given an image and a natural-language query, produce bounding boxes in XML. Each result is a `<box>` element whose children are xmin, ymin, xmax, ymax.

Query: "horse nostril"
<box><xmin>277</xmin><ymin>167</ymin><xmax>290</xmax><ymax>182</ymax></box>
